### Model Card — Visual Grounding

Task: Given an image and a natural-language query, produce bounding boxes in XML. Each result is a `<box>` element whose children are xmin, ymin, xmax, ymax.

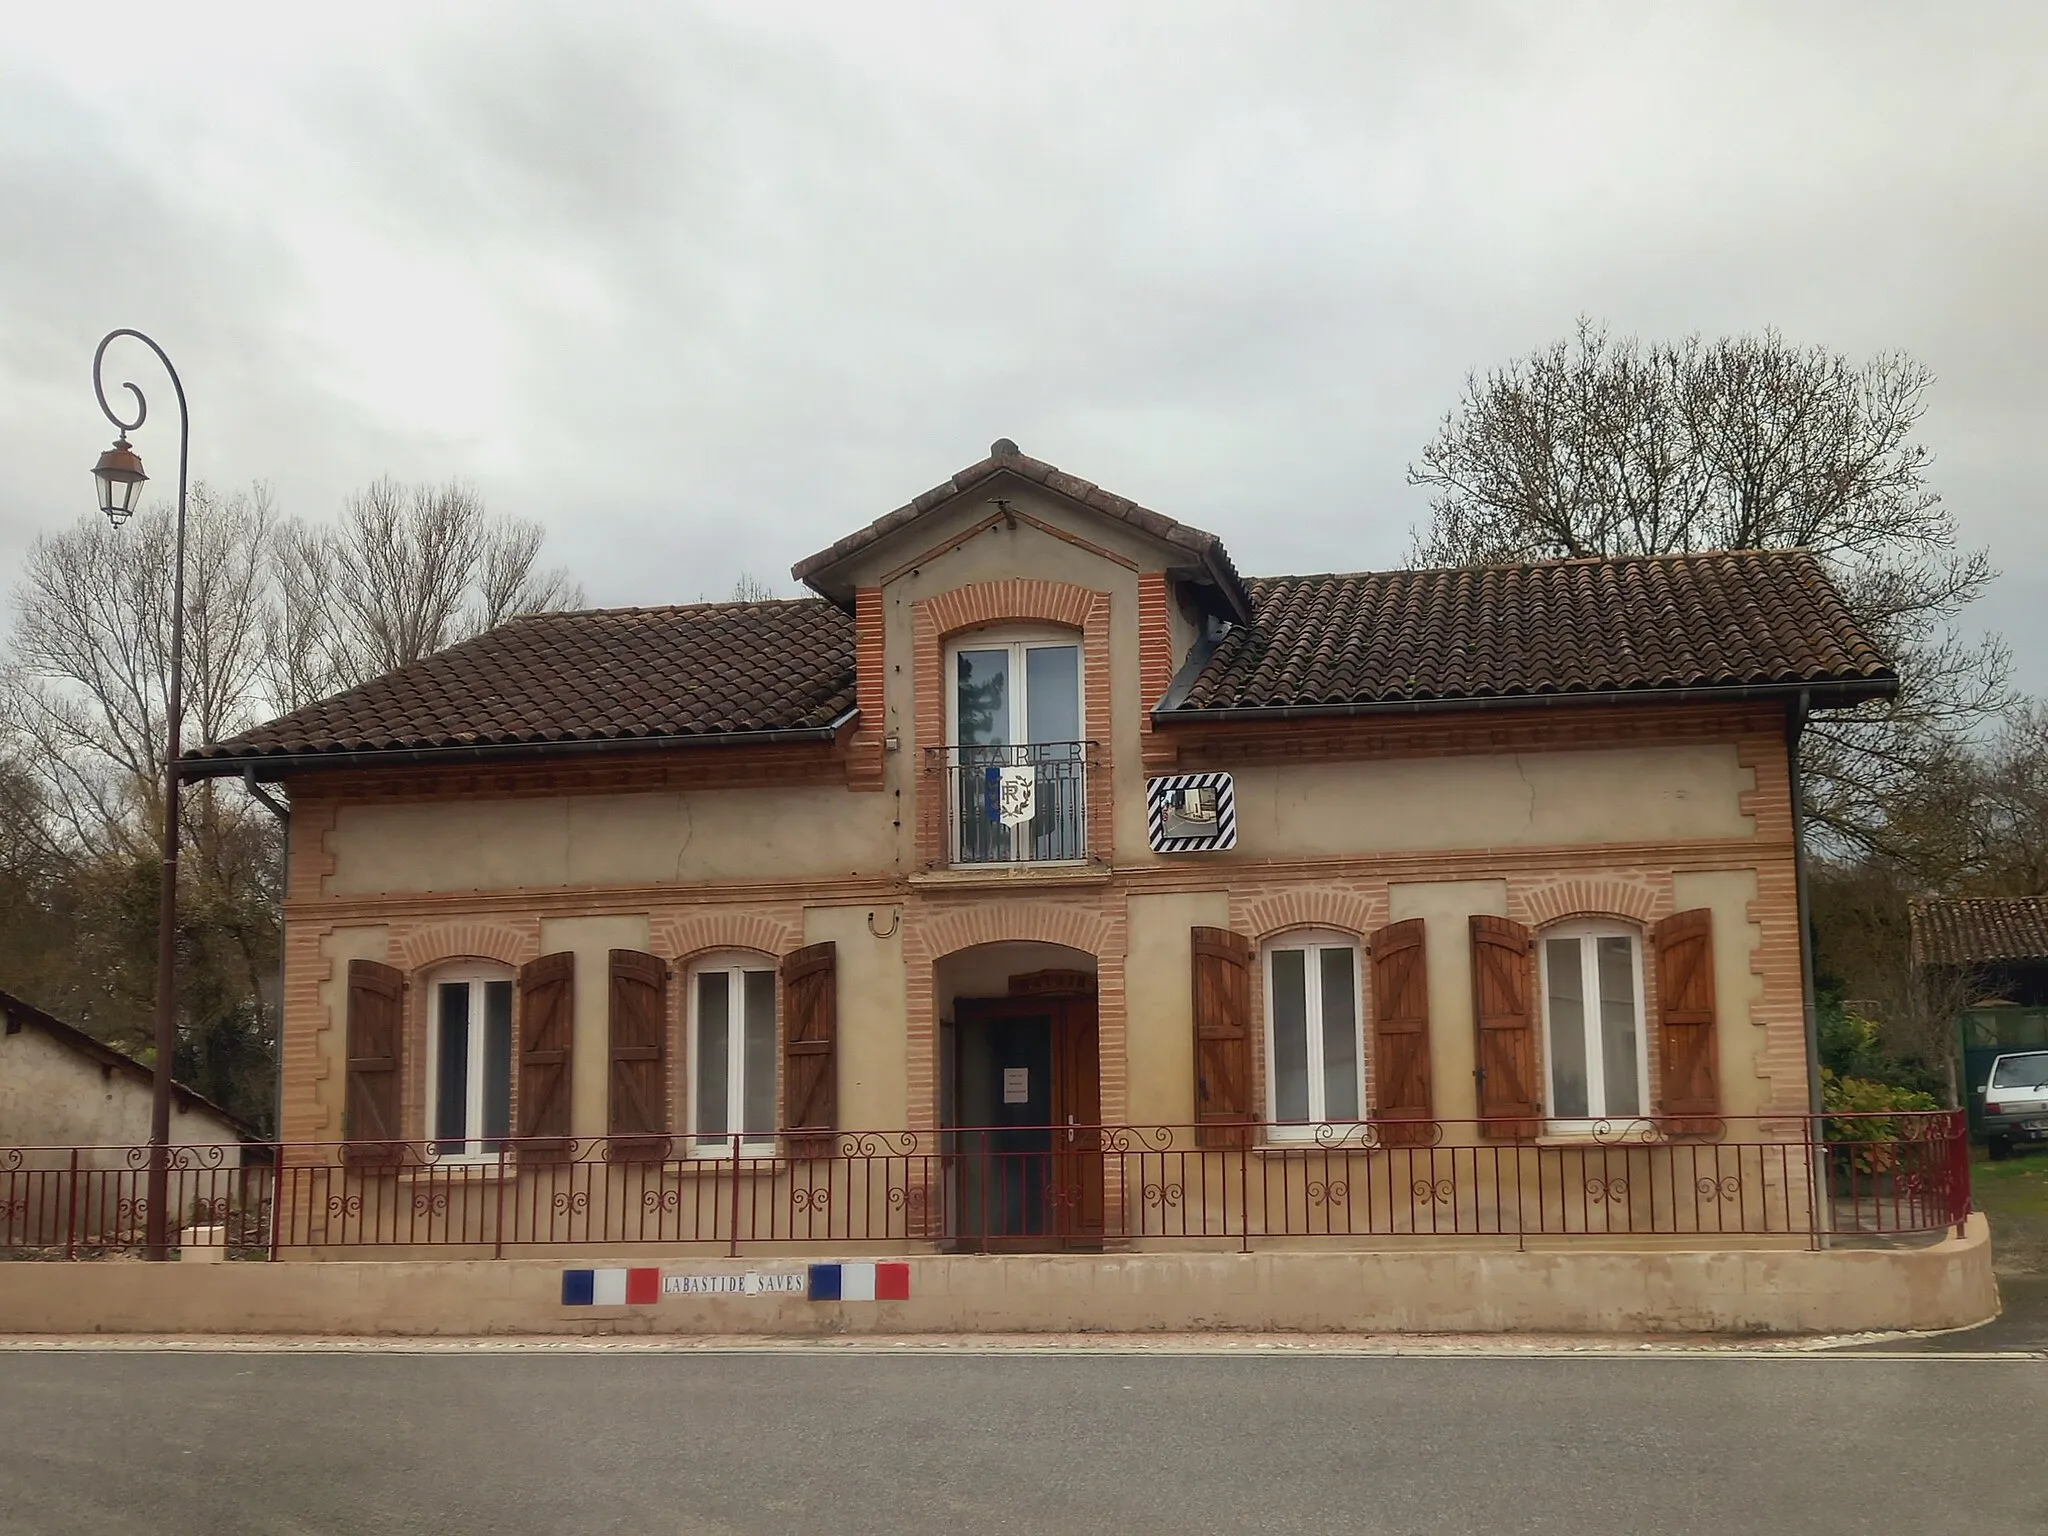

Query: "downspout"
<box><xmin>1786</xmin><ymin>691</ymin><xmax>1831</xmax><ymax>1245</ymax></box>
<box><xmin>243</xmin><ymin>768</ymin><xmax>289</xmax><ymax>1143</ymax></box>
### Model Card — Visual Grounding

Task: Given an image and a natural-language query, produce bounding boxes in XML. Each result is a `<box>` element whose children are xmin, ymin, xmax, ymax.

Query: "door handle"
<box><xmin>1066</xmin><ymin>1114</ymin><xmax>1075</xmax><ymax>1145</ymax></box>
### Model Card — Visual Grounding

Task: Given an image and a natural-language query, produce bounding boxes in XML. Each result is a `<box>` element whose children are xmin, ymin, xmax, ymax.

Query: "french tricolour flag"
<box><xmin>561</xmin><ymin>1267</ymin><xmax>660</xmax><ymax>1306</ymax></box>
<box><xmin>808</xmin><ymin>1262</ymin><xmax>910</xmax><ymax>1301</ymax></box>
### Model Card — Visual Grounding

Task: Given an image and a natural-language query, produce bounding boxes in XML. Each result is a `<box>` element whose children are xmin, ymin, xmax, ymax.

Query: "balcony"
<box><xmin>928</xmin><ymin>740</ymin><xmax>1090</xmax><ymax>866</ymax></box>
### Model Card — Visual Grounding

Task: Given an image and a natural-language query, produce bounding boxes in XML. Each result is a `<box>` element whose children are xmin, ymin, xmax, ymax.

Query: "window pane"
<box><xmin>696</xmin><ymin>972</ymin><xmax>730</xmax><ymax>1141</ymax></box>
<box><xmin>435</xmin><ymin>982</ymin><xmax>470</xmax><ymax>1152</ymax></box>
<box><xmin>1271</xmin><ymin>949</ymin><xmax>1310</xmax><ymax>1122</ymax></box>
<box><xmin>1596</xmin><ymin>937</ymin><xmax>1641</xmax><ymax>1118</ymax></box>
<box><xmin>955</xmin><ymin>648</ymin><xmax>1010</xmax><ymax>747</ymax></box>
<box><xmin>742</xmin><ymin>969</ymin><xmax>778</xmax><ymax>1139</ymax></box>
<box><xmin>1319</xmin><ymin>947</ymin><xmax>1360</xmax><ymax>1121</ymax></box>
<box><xmin>1024</xmin><ymin>645</ymin><xmax>1080</xmax><ymax>744</ymax></box>
<box><xmin>481</xmin><ymin>980</ymin><xmax>513</xmax><ymax>1147</ymax></box>
<box><xmin>1545</xmin><ymin>939</ymin><xmax>1589</xmax><ymax>1118</ymax></box>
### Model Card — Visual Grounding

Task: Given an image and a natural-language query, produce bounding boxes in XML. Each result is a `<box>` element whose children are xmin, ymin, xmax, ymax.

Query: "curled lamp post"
<box><xmin>92</xmin><ymin>329</ymin><xmax>189</xmax><ymax>1262</ymax></box>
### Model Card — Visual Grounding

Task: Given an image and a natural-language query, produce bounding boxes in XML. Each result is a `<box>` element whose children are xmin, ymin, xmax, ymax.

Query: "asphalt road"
<box><xmin>0</xmin><ymin>1350</ymin><xmax>2041</xmax><ymax>1535</ymax></box>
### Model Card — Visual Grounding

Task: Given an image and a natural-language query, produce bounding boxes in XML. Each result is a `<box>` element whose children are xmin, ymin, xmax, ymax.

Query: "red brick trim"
<box><xmin>910</xmin><ymin>579</ymin><xmax>1115</xmax><ymax>868</ymax></box>
<box><xmin>846</xmin><ymin>586</ymin><xmax>887</xmax><ymax>791</ymax></box>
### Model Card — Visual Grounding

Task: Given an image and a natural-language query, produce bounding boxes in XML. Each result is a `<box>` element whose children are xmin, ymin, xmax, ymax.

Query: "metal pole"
<box><xmin>93</xmin><ymin>330</ymin><xmax>189</xmax><ymax>1262</ymax></box>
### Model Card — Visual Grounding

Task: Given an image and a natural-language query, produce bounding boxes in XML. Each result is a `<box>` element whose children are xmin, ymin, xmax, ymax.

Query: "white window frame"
<box><xmin>944</xmin><ymin>627</ymin><xmax>1085</xmax><ymax>751</ymax></box>
<box><xmin>1262</xmin><ymin>929</ymin><xmax>1366</xmax><ymax>1141</ymax></box>
<box><xmin>686</xmin><ymin>951</ymin><xmax>779</xmax><ymax>1158</ymax></box>
<box><xmin>422</xmin><ymin>963</ymin><xmax>516</xmax><ymax>1163</ymax></box>
<box><xmin>1537</xmin><ymin>920</ymin><xmax>1651</xmax><ymax>1130</ymax></box>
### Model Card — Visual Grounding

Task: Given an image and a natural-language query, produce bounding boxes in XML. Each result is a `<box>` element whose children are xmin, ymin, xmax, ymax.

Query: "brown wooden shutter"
<box><xmin>1471</xmin><ymin>915</ymin><xmax>1540</xmax><ymax>1140</ymax></box>
<box><xmin>343</xmin><ymin>959</ymin><xmax>406</xmax><ymax>1165</ymax></box>
<box><xmin>1191</xmin><ymin>926</ymin><xmax>1254</xmax><ymax>1149</ymax></box>
<box><xmin>517</xmin><ymin>951</ymin><xmax>575</xmax><ymax>1156</ymax></box>
<box><xmin>607</xmin><ymin>949</ymin><xmax>670</xmax><ymax>1159</ymax></box>
<box><xmin>1368</xmin><ymin>919</ymin><xmax>1434</xmax><ymax>1145</ymax></box>
<box><xmin>1654</xmin><ymin>908</ymin><xmax>1721</xmax><ymax>1129</ymax></box>
<box><xmin>781</xmin><ymin>942</ymin><xmax>837</xmax><ymax>1158</ymax></box>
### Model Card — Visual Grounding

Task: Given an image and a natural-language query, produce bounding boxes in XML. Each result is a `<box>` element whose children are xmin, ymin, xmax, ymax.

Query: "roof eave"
<box><xmin>181</xmin><ymin>708</ymin><xmax>861</xmax><ymax>783</ymax></box>
<box><xmin>1153</xmin><ymin>675</ymin><xmax>1899</xmax><ymax>726</ymax></box>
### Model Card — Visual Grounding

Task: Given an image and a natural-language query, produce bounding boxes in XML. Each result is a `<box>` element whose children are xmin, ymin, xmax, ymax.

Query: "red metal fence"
<box><xmin>1</xmin><ymin>1112</ymin><xmax>1969</xmax><ymax>1259</ymax></box>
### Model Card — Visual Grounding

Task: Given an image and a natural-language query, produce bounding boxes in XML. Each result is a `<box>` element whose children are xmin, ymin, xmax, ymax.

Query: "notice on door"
<box><xmin>1002</xmin><ymin>1067</ymin><xmax>1029</xmax><ymax>1104</ymax></box>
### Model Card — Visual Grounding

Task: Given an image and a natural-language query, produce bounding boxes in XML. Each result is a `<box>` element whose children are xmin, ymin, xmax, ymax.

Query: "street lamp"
<box><xmin>90</xmin><ymin>328</ymin><xmax>190</xmax><ymax>1263</ymax></box>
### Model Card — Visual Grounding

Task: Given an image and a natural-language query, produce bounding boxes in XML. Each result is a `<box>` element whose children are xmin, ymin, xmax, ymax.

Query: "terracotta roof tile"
<box><xmin>188</xmin><ymin>599</ymin><xmax>856</xmax><ymax>766</ymax></box>
<box><xmin>1910</xmin><ymin>898</ymin><xmax>2048</xmax><ymax>967</ymax></box>
<box><xmin>1166</xmin><ymin>549</ymin><xmax>1894</xmax><ymax>714</ymax></box>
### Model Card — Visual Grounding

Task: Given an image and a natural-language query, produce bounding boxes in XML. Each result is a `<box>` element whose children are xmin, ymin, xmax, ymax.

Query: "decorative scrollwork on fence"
<box><xmin>1102</xmin><ymin>1125</ymin><xmax>1177</xmax><ymax>1153</ymax></box>
<box><xmin>1585</xmin><ymin>1177</ymin><xmax>1629</xmax><ymax>1204</ymax></box>
<box><xmin>165</xmin><ymin>1144</ymin><xmax>231</xmax><ymax>1171</ymax></box>
<box><xmin>886</xmin><ymin>1185</ymin><xmax>909</xmax><ymax>1209</ymax></box>
<box><xmin>838</xmin><ymin>1132</ymin><xmax>922</xmax><ymax>1159</ymax></box>
<box><xmin>1590</xmin><ymin>1119</ymin><xmax>1665</xmax><ymax>1146</ymax></box>
<box><xmin>116</xmin><ymin>1197</ymin><xmax>149</xmax><ymax>1225</ymax></box>
<box><xmin>791</xmin><ymin>1186</ymin><xmax>831</xmax><ymax>1213</ymax></box>
<box><xmin>411</xmin><ymin>1191</ymin><xmax>450</xmax><ymax>1217</ymax></box>
<box><xmin>1312</xmin><ymin>1122</ymin><xmax>1381</xmax><ymax>1150</ymax></box>
<box><xmin>326</xmin><ymin>1194</ymin><xmax>362</xmax><ymax>1220</ymax></box>
<box><xmin>1143</xmin><ymin>1182</ymin><xmax>1184</xmax><ymax>1209</ymax></box>
<box><xmin>191</xmin><ymin>1196</ymin><xmax>231</xmax><ymax>1224</ymax></box>
<box><xmin>1411</xmin><ymin>1178</ymin><xmax>1453</xmax><ymax>1206</ymax></box>
<box><xmin>1045</xmin><ymin>1183</ymin><xmax>1085</xmax><ymax>1210</ymax></box>
<box><xmin>551</xmin><ymin>1191</ymin><xmax>589</xmax><ymax>1216</ymax></box>
<box><xmin>643</xmin><ymin>1188</ymin><xmax>681</xmax><ymax>1213</ymax></box>
<box><xmin>2</xmin><ymin>1196</ymin><xmax>29</xmax><ymax>1222</ymax></box>
<box><xmin>1695</xmin><ymin>1176</ymin><xmax>1741</xmax><ymax>1202</ymax></box>
<box><xmin>1</xmin><ymin>1149</ymin><xmax>25</xmax><ymax>1172</ymax></box>
<box><xmin>1307</xmin><ymin>1180</ymin><xmax>1349</xmax><ymax>1207</ymax></box>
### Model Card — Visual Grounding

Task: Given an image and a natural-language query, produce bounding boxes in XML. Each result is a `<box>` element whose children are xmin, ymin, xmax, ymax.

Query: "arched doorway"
<box><xmin>936</xmin><ymin>942</ymin><xmax>1102</xmax><ymax>1251</ymax></box>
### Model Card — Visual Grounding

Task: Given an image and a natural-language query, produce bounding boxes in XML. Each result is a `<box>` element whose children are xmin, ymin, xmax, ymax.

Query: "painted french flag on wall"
<box><xmin>561</xmin><ymin>1267</ymin><xmax>661</xmax><ymax>1306</ymax></box>
<box><xmin>808</xmin><ymin>1262</ymin><xmax>910</xmax><ymax>1301</ymax></box>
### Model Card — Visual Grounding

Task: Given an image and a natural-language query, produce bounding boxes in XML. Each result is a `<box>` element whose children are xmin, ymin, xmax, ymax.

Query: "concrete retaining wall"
<box><xmin>0</xmin><ymin>1217</ymin><xmax>1995</xmax><ymax>1337</ymax></box>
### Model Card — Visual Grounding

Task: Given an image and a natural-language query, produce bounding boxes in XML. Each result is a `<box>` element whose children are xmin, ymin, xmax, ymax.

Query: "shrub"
<box><xmin>1822</xmin><ymin>1067</ymin><xmax>1943</xmax><ymax>1175</ymax></box>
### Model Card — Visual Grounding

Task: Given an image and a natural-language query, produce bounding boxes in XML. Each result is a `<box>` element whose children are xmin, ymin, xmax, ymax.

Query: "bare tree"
<box><xmin>4</xmin><ymin>482</ymin><xmax>276</xmax><ymax>847</ymax></box>
<box><xmin>728</xmin><ymin>572</ymin><xmax>778</xmax><ymax>602</ymax></box>
<box><xmin>1409</xmin><ymin>321</ymin><xmax>2009</xmax><ymax>857</ymax></box>
<box><xmin>266</xmin><ymin>478</ymin><xmax>582</xmax><ymax>706</ymax></box>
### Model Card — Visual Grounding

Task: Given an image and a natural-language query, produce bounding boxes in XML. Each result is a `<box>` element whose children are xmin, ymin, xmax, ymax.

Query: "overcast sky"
<box><xmin>3</xmin><ymin>2</ymin><xmax>2042</xmax><ymax>686</ymax></box>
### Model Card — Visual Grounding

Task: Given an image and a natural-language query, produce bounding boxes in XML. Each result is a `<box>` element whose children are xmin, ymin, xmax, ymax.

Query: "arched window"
<box><xmin>1539</xmin><ymin>920</ymin><xmax>1649</xmax><ymax>1123</ymax></box>
<box><xmin>424</xmin><ymin>963</ymin><xmax>515</xmax><ymax>1158</ymax></box>
<box><xmin>688</xmin><ymin>952</ymin><xmax>778</xmax><ymax>1154</ymax></box>
<box><xmin>1263</xmin><ymin>930</ymin><xmax>1363</xmax><ymax>1133</ymax></box>
<box><xmin>947</xmin><ymin>626</ymin><xmax>1085</xmax><ymax>864</ymax></box>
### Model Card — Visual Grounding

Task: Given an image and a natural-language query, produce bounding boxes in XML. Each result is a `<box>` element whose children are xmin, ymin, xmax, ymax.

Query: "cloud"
<box><xmin>1</xmin><ymin>0</ymin><xmax>2039</xmax><ymax>679</ymax></box>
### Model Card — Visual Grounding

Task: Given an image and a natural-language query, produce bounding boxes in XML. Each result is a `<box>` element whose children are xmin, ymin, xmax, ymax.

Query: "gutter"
<box><xmin>179</xmin><ymin>708</ymin><xmax>860</xmax><ymax>782</ymax></box>
<box><xmin>1787</xmin><ymin>688</ymin><xmax>1833</xmax><ymax>1248</ymax></box>
<box><xmin>1153</xmin><ymin>676</ymin><xmax>1897</xmax><ymax>725</ymax></box>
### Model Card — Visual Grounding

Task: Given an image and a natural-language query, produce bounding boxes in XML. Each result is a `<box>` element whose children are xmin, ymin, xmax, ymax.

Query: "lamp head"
<box><xmin>92</xmin><ymin>437</ymin><xmax>147</xmax><ymax>527</ymax></box>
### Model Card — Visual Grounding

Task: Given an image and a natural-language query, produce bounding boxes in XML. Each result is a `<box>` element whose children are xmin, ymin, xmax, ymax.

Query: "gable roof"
<box><xmin>0</xmin><ymin>988</ymin><xmax>259</xmax><ymax>1140</ymax></box>
<box><xmin>794</xmin><ymin>439</ymin><xmax>1252</xmax><ymax>622</ymax></box>
<box><xmin>1163</xmin><ymin>549</ymin><xmax>1896</xmax><ymax>716</ymax></box>
<box><xmin>186</xmin><ymin>599</ymin><xmax>856</xmax><ymax>772</ymax></box>
<box><xmin>1911</xmin><ymin>898</ymin><xmax>2048</xmax><ymax>968</ymax></box>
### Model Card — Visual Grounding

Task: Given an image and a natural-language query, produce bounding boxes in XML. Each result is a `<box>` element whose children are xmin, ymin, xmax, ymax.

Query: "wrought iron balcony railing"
<box><xmin>932</xmin><ymin>740</ymin><xmax>1090</xmax><ymax>865</ymax></box>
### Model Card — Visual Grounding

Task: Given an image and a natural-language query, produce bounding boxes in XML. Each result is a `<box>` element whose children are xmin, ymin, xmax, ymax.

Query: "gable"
<box><xmin>794</xmin><ymin>439</ymin><xmax>1250</xmax><ymax>623</ymax></box>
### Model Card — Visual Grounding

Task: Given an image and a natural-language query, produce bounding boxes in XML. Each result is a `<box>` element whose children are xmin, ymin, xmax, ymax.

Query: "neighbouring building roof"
<box><xmin>0</xmin><ymin>988</ymin><xmax>260</xmax><ymax>1140</ymax></box>
<box><xmin>793</xmin><ymin>440</ymin><xmax>1253</xmax><ymax>622</ymax></box>
<box><xmin>187</xmin><ymin>599</ymin><xmax>858</xmax><ymax>770</ymax></box>
<box><xmin>1911</xmin><ymin>898</ymin><xmax>2048</xmax><ymax>968</ymax></box>
<box><xmin>1163</xmin><ymin>550</ymin><xmax>1896</xmax><ymax>716</ymax></box>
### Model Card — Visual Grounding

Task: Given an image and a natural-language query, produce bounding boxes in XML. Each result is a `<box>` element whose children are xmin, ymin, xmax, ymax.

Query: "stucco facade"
<box><xmin>176</xmin><ymin>445</ymin><xmax>1921</xmax><ymax>1268</ymax></box>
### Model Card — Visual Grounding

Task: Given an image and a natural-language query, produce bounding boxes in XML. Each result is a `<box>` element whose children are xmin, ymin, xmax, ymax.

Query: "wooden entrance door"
<box><xmin>1050</xmin><ymin>997</ymin><xmax>1104</xmax><ymax>1244</ymax></box>
<box><xmin>953</xmin><ymin>992</ymin><xmax>1102</xmax><ymax>1249</ymax></box>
